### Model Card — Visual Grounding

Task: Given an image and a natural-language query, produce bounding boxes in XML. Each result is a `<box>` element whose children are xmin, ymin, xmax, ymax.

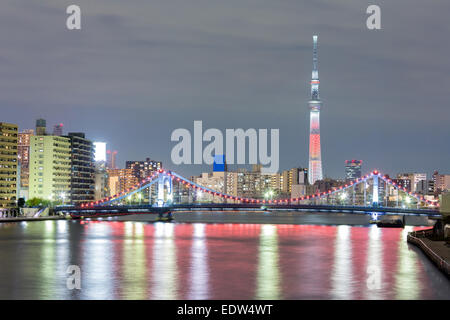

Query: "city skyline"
<box><xmin>1</xmin><ymin>1</ymin><xmax>449</xmax><ymax>179</ymax></box>
<box><xmin>11</xmin><ymin>118</ymin><xmax>446</xmax><ymax>180</ymax></box>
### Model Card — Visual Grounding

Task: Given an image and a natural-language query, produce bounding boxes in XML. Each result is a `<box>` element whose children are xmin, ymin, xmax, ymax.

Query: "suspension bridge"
<box><xmin>54</xmin><ymin>169</ymin><xmax>441</xmax><ymax>220</ymax></box>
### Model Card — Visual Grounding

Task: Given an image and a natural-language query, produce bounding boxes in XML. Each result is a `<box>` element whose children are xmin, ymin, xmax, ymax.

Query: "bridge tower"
<box><xmin>156</xmin><ymin>172</ymin><xmax>173</xmax><ymax>207</ymax></box>
<box><xmin>372</xmin><ymin>171</ymin><xmax>379</xmax><ymax>207</ymax></box>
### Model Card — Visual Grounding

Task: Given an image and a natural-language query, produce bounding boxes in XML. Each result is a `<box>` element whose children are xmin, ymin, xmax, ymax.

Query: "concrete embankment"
<box><xmin>0</xmin><ymin>216</ymin><xmax>65</xmax><ymax>223</ymax></box>
<box><xmin>407</xmin><ymin>229</ymin><xmax>450</xmax><ymax>277</ymax></box>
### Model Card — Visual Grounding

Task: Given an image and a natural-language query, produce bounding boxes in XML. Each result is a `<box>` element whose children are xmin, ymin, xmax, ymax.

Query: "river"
<box><xmin>0</xmin><ymin>212</ymin><xmax>448</xmax><ymax>299</ymax></box>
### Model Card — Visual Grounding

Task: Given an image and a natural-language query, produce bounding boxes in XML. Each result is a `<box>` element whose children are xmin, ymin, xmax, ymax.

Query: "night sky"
<box><xmin>1</xmin><ymin>0</ymin><xmax>449</xmax><ymax>179</ymax></box>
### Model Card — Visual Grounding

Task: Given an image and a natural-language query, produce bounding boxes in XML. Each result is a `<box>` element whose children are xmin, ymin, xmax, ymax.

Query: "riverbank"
<box><xmin>407</xmin><ymin>229</ymin><xmax>450</xmax><ymax>277</ymax></box>
<box><xmin>0</xmin><ymin>216</ymin><xmax>64</xmax><ymax>223</ymax></box>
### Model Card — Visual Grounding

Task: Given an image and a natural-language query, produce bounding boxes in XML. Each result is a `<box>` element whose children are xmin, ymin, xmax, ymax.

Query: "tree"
<box><xmin>26</xmin><ymin>197</ymin><xmax>51</xmax><ymax>207</ymax></box>
<box><xmin>17</xmin><ymin>198</ymin><xmax>25</xmax><ymax>208</ymax></box>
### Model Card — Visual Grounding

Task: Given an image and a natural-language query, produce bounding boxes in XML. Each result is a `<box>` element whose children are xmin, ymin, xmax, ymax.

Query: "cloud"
<box><xmin>0</xmin><ymin>0</ymin><xmax>449</xmax><ymax>178</ymax></box>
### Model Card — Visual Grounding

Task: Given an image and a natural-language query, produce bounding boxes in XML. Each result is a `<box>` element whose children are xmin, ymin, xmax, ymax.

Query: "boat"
<box><xmin>376</xmin><ymin>215</ymin><xmax>405</xmax><ymax>228</ymax></box>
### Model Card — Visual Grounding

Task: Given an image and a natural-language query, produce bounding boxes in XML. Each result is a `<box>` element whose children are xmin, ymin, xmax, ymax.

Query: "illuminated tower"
<box><xmin>308</xmin><ymin>35</ymin><xmax>323</xmax><ymax>185</ymax></box>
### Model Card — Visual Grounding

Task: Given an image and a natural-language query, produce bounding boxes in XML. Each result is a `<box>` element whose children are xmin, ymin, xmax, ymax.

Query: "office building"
<box><xmin>345</xmin><ymin>160</ymin><xmax>362</xmax><ymax>182</ymax></box>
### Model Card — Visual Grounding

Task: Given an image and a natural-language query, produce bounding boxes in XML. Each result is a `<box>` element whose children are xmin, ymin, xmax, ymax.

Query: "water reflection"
<box><xmin>189</xmin><ymin>224</ymin><xmax>209</xmax><ymax>299</ymax></box>
<box><xmin>121</xmin><ymin>222</ymin><xmax>147</xmax><ymax>299</ymax></box>
<box><xmin>256</xmin><ymin>225</ymin><xmax>281</xmax><ymax>299</ymax></box>
<box><xmin>151</xmin><ymin>222</ymin><xmax>178</xmax><ymax>299</ymax></box>
<box><xmin>331</xmin><ymin>225</ymin><xmax>353</xmax><ymax>299</ymax></box>
<box><xmin>82</xmin><ymin>222</ymin><xmax>113</xmax><ymax>299</ymax></box>
<box><xmin>365</xmin><ymin>226</ymin><xmax>383</xmax><ymax>299</ymax></box>
<box><xmin>0</xmin><ymin>220</ymin><xmax>448</xmax><ymax>300</ymax></box>
<box><xmin>395</xmin><ymin>226</ymin><xmax>420</xmax><ymax>299</ymax></box>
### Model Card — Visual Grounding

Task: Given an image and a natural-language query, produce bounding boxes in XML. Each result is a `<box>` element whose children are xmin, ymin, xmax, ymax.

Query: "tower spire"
<box><xmin>308</xmin><ymin>35</ymin><xmax>323</xmax><ymax>185</ymax></box>
<box><xmin>311</xmin><ymin>35</ymin><xmax>319</xmax><ymax>100</ymax></box>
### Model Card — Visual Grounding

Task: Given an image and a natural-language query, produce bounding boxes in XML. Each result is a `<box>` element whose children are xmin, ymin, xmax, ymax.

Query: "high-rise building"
<box><xmin>29</xmin><ymin>136</ymin><xmax>72</xmax><ymax>202</ymax></box>
<box><xmin>290</xmin><ymin>168</ymin><xmax>309</xmax><ymax>199</ymax></box>
<box><xmin>392</xmin><ymin>177</ymin><xmax>412</xmax><ymax>192</ymax></box>
<box><xmin>35</xmin><ymin>119</ymin><xmax>46</xmax><ymax>136</ymax></box>
<box><xmin>314</xmin><ymin>178</ymin><xmax>344</xmax><ymax>193</ymax></box>
<box><xmin>18</xmin><ymin>130</ymin><xmax>33</xmax><ymax>166</ymax></box>
<box><xmin>415</xmin><ymin>179</ymin><xmax>433</xmax><ymax>195</ymax></box>
<box><xmin>280</xmin><ymin>167</ymin><xmax>308</xmax><ymax>195</ymax></box>
<box><xmin>67</xmin><ymin>133</ymin><xmax>95</xmax><ymax>204</ymax></box>
<box><xmin>17</xmin><ymin>129</ymin><xmax>34</xmax><ymax>198</ymax></box>
<box><xmin>52</xmin><ymin>123</ymin><xmax>64</xmax><ymax>136</ymax></box>
<box><xmin>106</xmin><ymin>150</ymin><xmax>117</xmax><ymax>169</ymax></box>
<box><xmin>193</xmin><ymin>168</ymin><xmax>276</xmax><ymax>202</ymax></box>
<box><xmin>0</xmin><ymin>123</ymin><xmax>18</xmax><ymax>208</ymax></box>
<box><xmin>93</xmin><ymin>143</ymin><xmax>108</xmax><ymax>200</ymax></box>
<box><xmin>126</xmin><ymin>158</ymin><xmax>162</xmax><ymax>181</ymax></box>
<box><xmin>433</xmin><ymin>172</ymin><xmax>450</xmax><ymax>193</ymax></box>
<box><xmin>398</xmin><ymin>172</ymin><xmax>427</xmax><ymax>193</ymax></box>
<box><xmin>94</xmin><ymin>164</ymin><xmax>109</xmax><ymax>201</ymax></box>
<box><xmin>308</xmin><ymin>35</ymin><xmax>323</xmax><ymax>185</ymax></box>
<box><xmin>107</xmin><ymin>168</ymin><xmax>138</xmax><ymax>196</ymax></box>
<box><xmin>345</xmin><ymin>160</ymin><xmax>362</xmax><ymax>182</ymax></box>
<box><xmin>193</xmin><ymin>171</ymin><xmax>227</xmax><ymax>203</ymax></box>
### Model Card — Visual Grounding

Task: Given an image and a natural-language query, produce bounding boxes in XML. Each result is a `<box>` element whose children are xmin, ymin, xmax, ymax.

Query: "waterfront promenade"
<box><xmin>408</xmin><ymin>229</ymin><xmax>450</xmax><ymax>277</ymax></box>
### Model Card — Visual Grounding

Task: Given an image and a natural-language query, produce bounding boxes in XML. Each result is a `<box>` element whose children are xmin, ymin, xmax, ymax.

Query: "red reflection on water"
<box><xmin>350</xmin><ymin>227</ymin><xmax>369</xmax><ymax>300</ymax></box>
<box><xmin>174</xmin><ymin>223</ymin><xmax>194</xmax><ymax>299</ymax></box>
<box><xmin>277</xmin><ymin>225</ymin><xmax>336</xmax><ymax>299</ymax></box>
<box><xmin>75</xmin><ymin>222</ymin><xmax>446</xmax><ymax>300</ymax></box>
<box><xmin>381</xmin><ymin>228</ymin><xmax>401</xmax><ymax>299</ymax></box>
<box><xmin>204</xmin><ymin>224</ymin><xmax>261</xmax><ymax>299</ymax></box>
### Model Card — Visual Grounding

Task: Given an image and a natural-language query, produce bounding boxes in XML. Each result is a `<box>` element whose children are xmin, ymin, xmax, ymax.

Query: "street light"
<box><xmin>264</xmin><ymin>190</ymin><xmax>274</xmax><ymax>200</ymax></box>
<box><xmin>60</xmin><ymin>192</ymin><xmax>67</xmax><ymax>205</ymax></box>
